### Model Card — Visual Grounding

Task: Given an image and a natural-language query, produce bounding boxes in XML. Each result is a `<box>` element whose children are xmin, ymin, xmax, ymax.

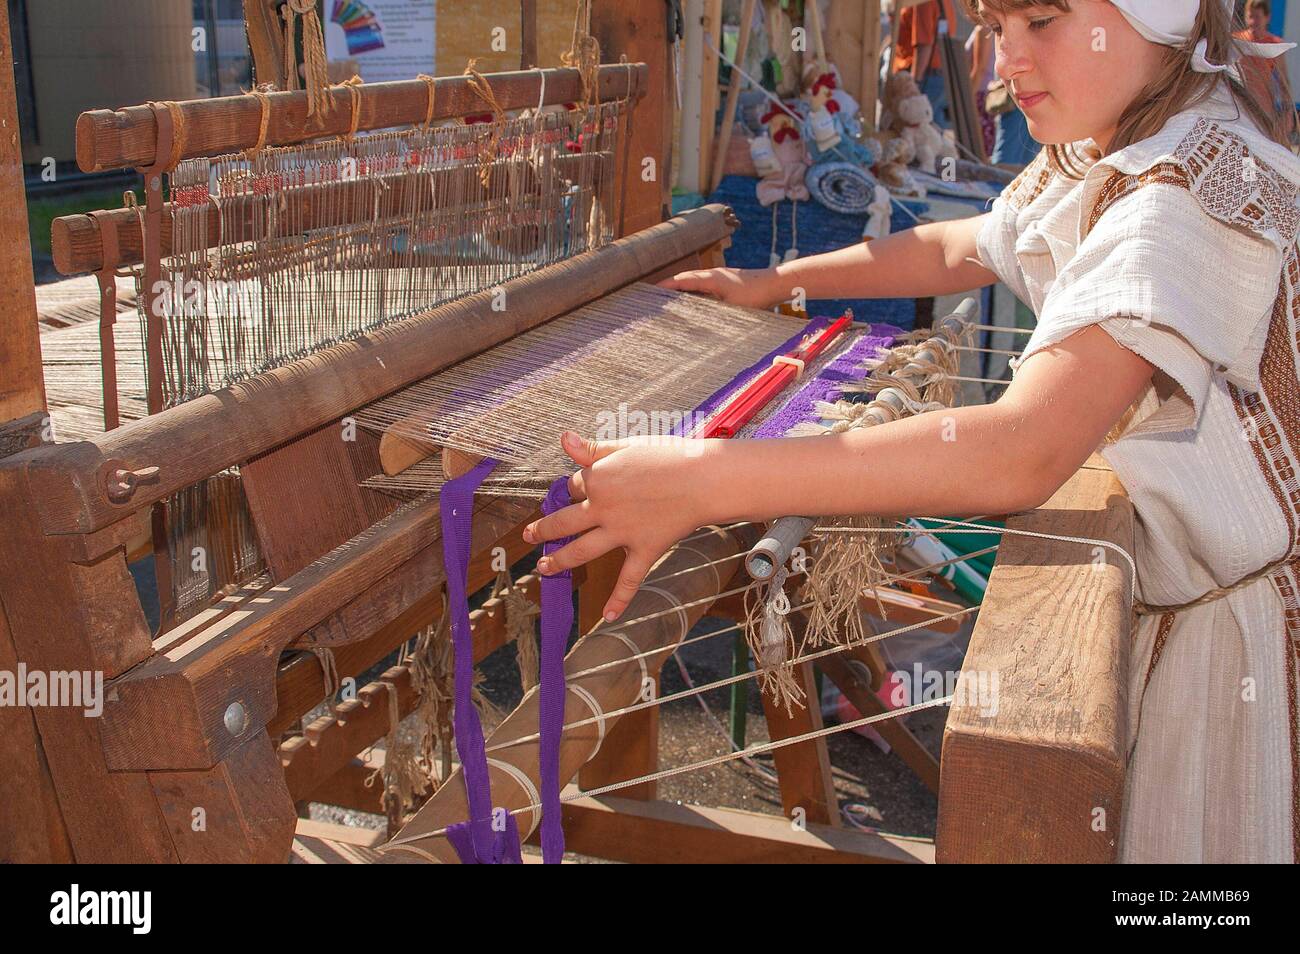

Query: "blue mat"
<box><xmin>706</xmin><ymin>174</ymin><xmax>929</xmax><ymax>329</ymax></box>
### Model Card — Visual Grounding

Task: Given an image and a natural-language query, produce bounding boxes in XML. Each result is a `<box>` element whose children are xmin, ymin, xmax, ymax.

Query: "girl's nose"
<box><xmin>994</xmin><ymin>34</ymin><xmax>1030</xmax><ymax>83</ymax></box>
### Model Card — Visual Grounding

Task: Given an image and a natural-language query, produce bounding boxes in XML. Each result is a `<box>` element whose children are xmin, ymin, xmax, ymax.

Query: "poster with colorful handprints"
<box><xmin>324</xmin><ymin>0</ymin><xmax>435</xmax><ymax>83</ymax></box>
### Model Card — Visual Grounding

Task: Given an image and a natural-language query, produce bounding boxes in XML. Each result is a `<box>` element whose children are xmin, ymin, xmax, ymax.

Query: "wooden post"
<box><xmin>0</xmin><ymin>0</ymin><xmax>45</xmax><ymax>426</ymax></box>
<box><xmin>706</xmin><ymin>0</ymin><xmax>757</xmax><ymax>195</ymax></box>
<box><xmin>698</xmin><ymin>0</ymin><xmax>723</xmax><ymax>193</ymax></box>
<box><xmin>592</xmin><ymin>0</ymin><xmax>674</xmax><ymax>233</ymax></box>
<box><xmin>861</xmin><ymin>1</ymin><xmax>882</xmax><ymax>131</ymax></box>
<box><xmin>245</xmin><ymin>0</ymin><xmax>288</xmax><ymax>89</ymax></box>
<box><xmin>520</xmin><ymin>0</ymin><xmax>539</xmax><ymax>70</ymax></box>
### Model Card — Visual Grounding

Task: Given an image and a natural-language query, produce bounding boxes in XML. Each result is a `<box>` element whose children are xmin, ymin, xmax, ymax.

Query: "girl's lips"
<box><xmin>1016</xmin><ymin>90</ymin><xmax>1048</xmax><ymax>109</ymax></box>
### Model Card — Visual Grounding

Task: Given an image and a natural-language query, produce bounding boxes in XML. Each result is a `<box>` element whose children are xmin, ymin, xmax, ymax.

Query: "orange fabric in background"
<box><xmin>892</xmin><ymin>0</ymin><xmax>956</xmax><ymax>75</ymax></box>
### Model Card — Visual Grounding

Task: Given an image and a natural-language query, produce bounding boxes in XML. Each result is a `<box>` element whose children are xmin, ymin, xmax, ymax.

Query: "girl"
<box><xmin>525</xmin><ymin>1</ymin><xmax>1299</xmax><ymax>863</ymax></box>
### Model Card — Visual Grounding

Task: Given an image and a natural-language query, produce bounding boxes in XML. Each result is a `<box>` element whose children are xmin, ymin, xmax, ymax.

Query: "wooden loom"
<box><xmin>0</xmin><ymin>3</ymin><xmax>1134</xmax><ymax>864</ymax></box>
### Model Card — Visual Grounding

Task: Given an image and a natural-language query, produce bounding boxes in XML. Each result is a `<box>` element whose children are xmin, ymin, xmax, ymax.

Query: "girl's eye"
<box><xmin>1029</xmin><ymin>16</ymin><xmax>1056</xmax><ymax>30</ymax></box>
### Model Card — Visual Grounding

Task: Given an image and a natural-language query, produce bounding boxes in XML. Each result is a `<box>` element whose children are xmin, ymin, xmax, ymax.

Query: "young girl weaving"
<box><xmin>525</xmin><ymin>1</ymin><xmax>1299</xmax><ymax>863</ymax></box>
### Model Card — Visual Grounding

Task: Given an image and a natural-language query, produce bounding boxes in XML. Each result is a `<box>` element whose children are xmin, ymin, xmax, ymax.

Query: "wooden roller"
<box><xmin>381</xmin><ymin>522</ymin><xmax>758</xmax><ymax>863</ymax></box>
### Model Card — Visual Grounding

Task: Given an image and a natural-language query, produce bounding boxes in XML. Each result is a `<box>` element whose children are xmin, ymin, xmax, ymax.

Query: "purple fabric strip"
<box><xmin>752</xmin><ymin>326</ymin><xmax>900</xmax><ymax>439</ymax></box>
<box><xmin>441</xmin><ymin>456</ymin><xmax>523</xmax><ymax>864</ymax></box>
<box><xmin>537</xmin><ymin>476</ymin><xmax>575</xmax><ymax>864</ymax></box>
<box><xmin>447</xmin><ymin>815</ymin><xmax>523</xmax><ymax>864</ymax></box>
<box><xmin>673</xmin><ymin>316</ymin><xmax>833</xmax><ymax>437</ymax></box>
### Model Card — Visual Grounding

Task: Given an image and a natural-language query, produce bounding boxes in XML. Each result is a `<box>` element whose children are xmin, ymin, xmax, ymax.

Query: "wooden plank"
<box><xmin>697</xmin><ymin>0</ymin><xmax>724</xmax><ymax>193</ymax></box>
<box><xmin>0</xmin><ymin>1</ymin><xmax>45</xmax><ymax>422</ymax></box>
<box><xmin>19</xmin><ymin>205</ymin><xmax>736</xmax><ymax>537</ymax></box>
<box><xmin>0</xmin><ymin>604</ymin><xmax>74</xmax><ymax>863</ymax></box>
<box><xmin>292</xmin><ymin>818</ymin><xmax>386</xmax><ymax>863</ymax></box>
<box><xmin>558</xmin><ymin>792</ymin><xmax>933</xmax><ymax>864</ymax></box>
<box><xmin>759</xmin><ymin>641</ymin><xmax>840</xmax><ymax>826</ymax></box>
<box><xmin>99</xmin><ymin>493</ymin><xmax>536</xmax><ymax>773</ymax></box>
<box><xmin>76</xmin><ymin>64</ymin><xmax>647</xmax><ymax>172</ymax></box>
<box><xmin>937</xmin><ymin>464</ymin><xmax>1133</xmax><ymax>863</ymax></box>
<box><xmin>819</xmin><ymin>650</ymin><xmax>941</xmax><ymax>794</ymax></box>
<box><xmin>244</xmin><ymin>0</ymin><xmax>287</xmax><ymax>89</ymax></box>
<box><xmin>0</xmin><ymin>465</ymin><xmax>177</xmax><ymax>862</ymax></box>
<box><xmin>242</xmin><ymin>423</ymin><xmax>395</xmax><ymax>581</ymax></box>
<box><xmin>149</xmin><ymin>730</ymin><xmax>297</xmax><ymax>863</ymax></box>
<box><xmin>593</xmin><ymin>3</ymin><xmax>673</xmax><ymax>233</ymax></box>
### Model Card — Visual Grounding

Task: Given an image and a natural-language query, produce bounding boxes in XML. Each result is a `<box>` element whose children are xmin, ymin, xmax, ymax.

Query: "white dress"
<box><xmin>975</xmin><ymin>85</ymin><xmax>1300</xmax><ymax>863</ymax></box>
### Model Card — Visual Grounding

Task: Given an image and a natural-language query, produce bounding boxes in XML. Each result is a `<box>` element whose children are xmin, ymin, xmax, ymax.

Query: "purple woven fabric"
<box><xmin>441</xmin><ymin>456</ymin><xmax>523</xmax><ymax>864</ymax></box>
<box><xmin>537</xmin><ymin>477</ymin><xmax>575</xmax><ymax>863</ymax></box>
<box><xmin>752</xmin><ymin>327</ymin><xmax>900</xmax><ymax>439</ymax></box>
<box><xmin>671</xmin><ymin>316</ymin><xmax>832</xmax><ymax>436</ymax></box>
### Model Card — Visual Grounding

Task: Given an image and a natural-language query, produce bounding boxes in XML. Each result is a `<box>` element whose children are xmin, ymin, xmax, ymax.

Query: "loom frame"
<box><xmin>0</xmin><ymin>2</ymin><xmax>1133</xmax><ymax>865</ymax></box>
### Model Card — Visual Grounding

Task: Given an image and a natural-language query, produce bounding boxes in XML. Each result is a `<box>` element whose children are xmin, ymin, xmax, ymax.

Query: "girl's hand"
<box><xmin>658</xmin><ymin>267</ymin><xmax>780</xmax><ymax>309</ymax></box>
<box><xmin>523</xmin><ymin>431</ymin><xmax>712</xmax><ymax>622</ymax></box>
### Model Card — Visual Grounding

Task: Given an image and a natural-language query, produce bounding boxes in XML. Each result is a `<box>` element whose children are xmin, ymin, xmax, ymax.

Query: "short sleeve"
<box><xmin>975</xmin><ymin>195</ymin><xmax>1034</xmax><ymax>306</ymax></box>
<box><xmin>1021</xmin><ymin>181</ymin><xmax>1283</xmax><ymax>435</ymax></box>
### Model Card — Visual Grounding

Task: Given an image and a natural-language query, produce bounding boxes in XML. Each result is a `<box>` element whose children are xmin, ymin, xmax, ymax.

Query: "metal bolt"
<box><xmin>223</xmin><ymin>701</ymin><xmax>248</xmax><ymax>736</ymax></box>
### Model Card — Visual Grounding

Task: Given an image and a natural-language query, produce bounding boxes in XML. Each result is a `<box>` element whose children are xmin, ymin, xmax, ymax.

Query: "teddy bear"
<box><xmin>882</xmin><ymin>73</ymin><xmax>957</xmax><ymax>176</ymax></box>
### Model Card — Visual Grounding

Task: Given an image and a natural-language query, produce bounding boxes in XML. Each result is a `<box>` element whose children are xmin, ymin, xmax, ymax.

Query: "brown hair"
<box><xmin>962</xmin><ymin>0</ymin><xmax>1295</xmax><ymax>177</ymax></box>
<box><xmin>1246</xmin><ymin>0</ymin><xmax>1272</xmax><ymax>17</ymax></box>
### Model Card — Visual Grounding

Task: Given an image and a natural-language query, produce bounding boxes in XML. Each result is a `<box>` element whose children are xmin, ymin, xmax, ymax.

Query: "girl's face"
<box><xmin>979</xmin><ymin>1</ymin><xmax>1166</xmax><ymax>150</ymax></box>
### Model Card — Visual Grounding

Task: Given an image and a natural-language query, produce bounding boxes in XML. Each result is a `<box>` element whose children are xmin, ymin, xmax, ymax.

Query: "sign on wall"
<box><xmin>324</xmin><ymin>0</ymin><xmax>436</xmax><ymax>83</ymax></box>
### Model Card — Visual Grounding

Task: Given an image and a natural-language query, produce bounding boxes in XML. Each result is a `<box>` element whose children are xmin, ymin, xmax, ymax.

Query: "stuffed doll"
<box><xmin>755</xmin><ymin>104</ymin><xmax>811</xmax><ymax>207</ymax></box>
<box><xmin>801</xmin><ymin>68</ymin><xmax>880</xmax><ymax>168</ymax></box>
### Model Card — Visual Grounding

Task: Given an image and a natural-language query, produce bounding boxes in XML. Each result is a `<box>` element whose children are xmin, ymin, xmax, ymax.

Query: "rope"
<box><xmin>341</xmin><ymin>75</ymin><xmax>364</xmax><ymax>141</ymax></box>
<box><xmin>417</xmin><ymin>73</ymin><xmax>437</xmax><ymax>128</ymax></box>
<box><xmin>244</xmin><ymin>88</ymin><xmax>272</xmax><ymax>158</ymax></box>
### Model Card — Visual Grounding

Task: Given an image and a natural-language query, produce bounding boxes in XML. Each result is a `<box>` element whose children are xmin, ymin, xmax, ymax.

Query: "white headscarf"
<box><xmin>1110</xmin><ymin>0</ymin><xmax>1294</xmax><ymax>81</ymax></box>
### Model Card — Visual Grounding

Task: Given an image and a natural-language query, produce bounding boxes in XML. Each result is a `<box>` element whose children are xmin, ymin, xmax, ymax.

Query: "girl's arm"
<box><xmin>525</xmin><ymin>325</ymin><xmax>1156</xmax><ymax>621</ymax></box>
<box><xmin>661</xmin><ymin>214</ymin><xmax>998</xmax><ymax>309</ymax></box>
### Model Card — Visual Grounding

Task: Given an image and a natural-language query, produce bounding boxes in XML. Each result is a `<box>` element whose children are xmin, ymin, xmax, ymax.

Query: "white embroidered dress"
<box><xmin>975</xmin><ymin>86</ymin><xmax>1300</xmax><ymax>863</ymax></box>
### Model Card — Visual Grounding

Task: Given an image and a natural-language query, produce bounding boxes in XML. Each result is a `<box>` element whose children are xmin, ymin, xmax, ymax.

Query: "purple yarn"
<box><xmin>752</xmin><ymin>326</ymin><xmax>900</xmax><ymax>439</ymax></box>
<box><xmin>537</xmin><ymin>476</ymin><xmax>575</xmax><ymax>864</ymax></box>
<box><xmin>441</xmin><ymin>456</ymin><xmax>524</xmax><ymax>864</ymax></box>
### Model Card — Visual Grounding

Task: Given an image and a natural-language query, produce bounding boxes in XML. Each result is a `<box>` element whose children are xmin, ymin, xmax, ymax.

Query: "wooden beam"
<box><xmin>0</xmin><ymin>0</ymin><xmax>45</xmax><ymax>423</ymax></box>
<box><xmin>937</xmin><ymin>462</ymin><xmax>1133</xmax><ymax>863</ymax></box>
<box><xmin>557</xmin><ymin>792</ymin><xmax>933</xmax><ymax>864</ymax></box>
<box><xmin>268</xmin><ymin>513</ymin><xmax>540</xmax><ymax>735</ymax></box>
<box><xmin>16</xmin><ymin>204</ymin><xmax>736</xmax><ymax>537</ymax></box>
<box><xmin>75</xmin><ymin>64</ymin><xmax>647</xmax><ymax>173</ymax></box>
<box><xmin>99</xmin><ymin>494</ymin><xmax>534</xmax><ymax>773</ymax></box>
<box><xmin>52</xmin><ymin>152</ymin><xmax>610</xmax><ymax>274</ymax></box>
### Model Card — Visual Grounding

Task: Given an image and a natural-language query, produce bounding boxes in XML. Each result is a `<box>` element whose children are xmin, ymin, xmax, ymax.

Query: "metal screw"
<box><xmin>223</xmin><ymin>701</ymin><xmax>248</xmax><ymax>736</ymax></box>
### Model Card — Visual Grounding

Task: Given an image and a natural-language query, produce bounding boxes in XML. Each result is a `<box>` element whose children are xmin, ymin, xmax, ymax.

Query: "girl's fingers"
<box><xmin>523</xmin><ymin>499</ymin><xmax>595</xmax><ymax>544</ymax></box>
<box><xmin>656</xmin><ymin>271</ymin><xmax>704</xmax><ymax>290</ymax></box>
<box><xmin>536</xmin><ymin>528</ymin><xmax>615</xmax><ymax>576</ymax></box>
<box><xmin>560</xmin><ymin>430</ymin><xmax>624</xmax><ymax>468</ymax></box>
<box><xmin>602</xmin><ymin>550</ymin><xmax>657</xmax><ymax>621</ymax></box>
<box><xmin>567</xmin><ymin>467</ymin><xmax>589</xmax><ymax>503</ymax></box>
